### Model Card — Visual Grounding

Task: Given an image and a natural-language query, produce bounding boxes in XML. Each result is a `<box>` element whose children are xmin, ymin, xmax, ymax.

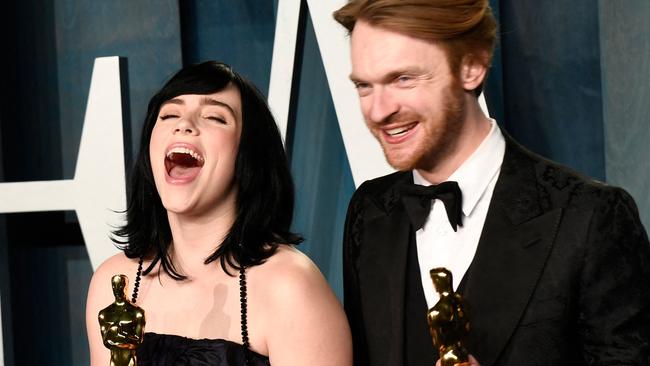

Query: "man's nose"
<box><xmin>367</xmin><ymin>88</ymin><xmax>399</xmax><ymax>124</ymax></box>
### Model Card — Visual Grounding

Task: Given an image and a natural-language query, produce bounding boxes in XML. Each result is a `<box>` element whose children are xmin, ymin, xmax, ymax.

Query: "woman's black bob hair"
<box><xmin>113</xmin><ymin>61</ymin><xmax>302</xmax><ymax>279</ymax></box>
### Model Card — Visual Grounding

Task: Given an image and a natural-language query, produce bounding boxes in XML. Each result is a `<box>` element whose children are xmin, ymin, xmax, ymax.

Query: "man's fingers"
<box><xmin>451</xmin><ymin>354</ymin><xmax>480</xmax><ymax>366</ymax></box>
<box><xmin>468</xmin><ymin>354</ymin><xmax>480</xmax><ymax>366</ymax></box>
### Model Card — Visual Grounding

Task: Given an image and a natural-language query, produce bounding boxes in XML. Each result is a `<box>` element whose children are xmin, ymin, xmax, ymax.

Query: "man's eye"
<box><xmin>354</xmin><ymin>82</ymin><xmax>372</xmax><ymax>96</ymax></box>
<box><xmin>159</xmin><ymin>114</ymin><xmax>178</xmax><ymax>120</ymax></box>
<box><xmin>354</xmin><ymin>82</ymin><xmax>370</xmax><ymax>90</ymax></box>
<box><xmin>396</xmin><ymin>75</ymin><xmax>414</xmax><ymax>85</ymax></box>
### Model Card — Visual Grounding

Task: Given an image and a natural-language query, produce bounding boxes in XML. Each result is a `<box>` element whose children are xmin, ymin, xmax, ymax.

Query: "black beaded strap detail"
<box><xmin>131</xmin><ymin>256</ymin><xmax>144</xmax><ymax>304</ymax></box>
<box><xmin>239</xmin><ymin>265</ymin><xmax>250</xmax><ymax>365</ymax></box>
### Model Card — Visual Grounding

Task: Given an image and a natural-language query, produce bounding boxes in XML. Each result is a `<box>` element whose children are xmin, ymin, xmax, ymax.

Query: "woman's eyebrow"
<box><xmin>200</xmin><ymin>97</ymin><xmax>238</xmax><ymax>117</ymax></box>
<box><xmin>161</xmin><ymin>98</ymin><xmax>185</xmax><ymax>107</ymax></box>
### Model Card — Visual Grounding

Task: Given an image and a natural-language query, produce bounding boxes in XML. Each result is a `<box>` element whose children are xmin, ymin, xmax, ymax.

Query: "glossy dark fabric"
<box><xmin>137</xmin><ymin>332</ymin><xmax>270</xmax><ymax>366</ymax></box>
<box><xmin>399</xmin><ymin>181</ymin><xmax>463</xmax><ymax>231</ymax></box>
<box><xmin>342</xmin><ymin>133</ymin><xmax>650</xmax><ymax>366</ymax></box>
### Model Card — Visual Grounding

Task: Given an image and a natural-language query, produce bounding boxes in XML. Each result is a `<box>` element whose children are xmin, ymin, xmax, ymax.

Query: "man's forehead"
<box><xmin>349</xmin><ymin>22</ymin><xmax>447</xmax><ymax>80</ymax></box>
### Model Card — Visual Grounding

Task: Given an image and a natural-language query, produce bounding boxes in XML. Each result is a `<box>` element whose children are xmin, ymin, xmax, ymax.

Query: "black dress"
<box><xmin>134</xmin><ymin>266</ymin><xmax>270</xmax><ymax>365</ymax></box>
<box><xmin>137</xmin><ymin>333</ymin><xmax>270</xmax><ymax>365</ymax></box>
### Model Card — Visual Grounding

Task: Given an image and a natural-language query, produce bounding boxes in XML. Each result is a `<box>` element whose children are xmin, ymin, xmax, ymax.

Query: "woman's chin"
<box><xmin>161</xmin><ymin>200</ymin><xmax>197</xmax><ymax>216</ymax></box>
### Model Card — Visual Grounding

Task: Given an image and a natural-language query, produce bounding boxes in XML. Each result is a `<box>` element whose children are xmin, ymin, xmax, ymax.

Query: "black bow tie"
<box><xmin>399</xmin><ymin>181</ymin><xmax>463</xmax><ymax>232</ymax></box>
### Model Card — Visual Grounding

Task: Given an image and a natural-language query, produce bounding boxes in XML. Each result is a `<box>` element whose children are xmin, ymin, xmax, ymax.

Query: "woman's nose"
<box><xmin>173</xmin><ymin>118</ymin><xmax>198</xmax><ymax>135</ymax></box>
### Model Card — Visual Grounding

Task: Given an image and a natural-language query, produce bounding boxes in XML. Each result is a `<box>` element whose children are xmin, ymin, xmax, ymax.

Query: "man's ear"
<box><xmin>460</xmin><ymin>51</ymin><xmax>489</xmax><ymax>91</ymax></box>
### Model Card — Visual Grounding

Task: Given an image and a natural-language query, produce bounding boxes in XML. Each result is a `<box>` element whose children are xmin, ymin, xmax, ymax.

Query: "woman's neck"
<box><xmin>166</xmin><ymin>205</ymin><xmax>237</xmax><ymax>277</ymax></box>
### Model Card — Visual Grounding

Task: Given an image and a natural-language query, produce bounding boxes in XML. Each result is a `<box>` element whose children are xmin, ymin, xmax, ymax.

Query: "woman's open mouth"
<box><xmin>164</xmin><ymin>145</ymin><xmax>205</xmax><ymax>183</ymax></box>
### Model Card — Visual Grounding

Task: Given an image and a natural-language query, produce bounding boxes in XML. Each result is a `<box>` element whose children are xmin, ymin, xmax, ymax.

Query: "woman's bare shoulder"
<box><xmin>245</xmin><ymin>245</ymin><xmax>334</xmax><ymax>311</ymax></box>
<box><xmin>254</xmin><ymin>245</ymin><xmax>323</xmax><ymax>287</ymax></box>
<box><xmin>248</xmin><ymin>245</ymin><xmax>352</xmax><ymax>365</ymax></box>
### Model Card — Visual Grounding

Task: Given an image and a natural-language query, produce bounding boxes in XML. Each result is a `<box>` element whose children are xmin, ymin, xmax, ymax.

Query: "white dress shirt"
<box><xmin>414</xmin><ymin>120</ymin><xmax>506</xmax><ymax>308</ymax></box>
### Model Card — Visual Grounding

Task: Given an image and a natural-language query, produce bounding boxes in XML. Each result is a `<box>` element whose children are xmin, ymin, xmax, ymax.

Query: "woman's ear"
<box><xmin>460</xmin><ymin>51</ymin><xmax>489</xmax><ymax>92</ymax></box>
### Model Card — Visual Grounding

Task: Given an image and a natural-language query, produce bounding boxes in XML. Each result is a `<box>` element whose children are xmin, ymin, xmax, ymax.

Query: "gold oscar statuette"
<box><xmin>426</xmin><ymin>267</ymin><xmax>470</xmax><ymax>366</ymax></box>
<box><xmin>98</xmin><ymin>274</ymin><xmax>146</xmax><ymax>366</ymax></box>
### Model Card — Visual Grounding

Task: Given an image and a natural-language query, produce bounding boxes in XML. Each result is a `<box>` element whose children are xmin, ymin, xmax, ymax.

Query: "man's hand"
<box><xmin>435</xmin><ymin>354</ymin><xmax>480</xmax><ymax>366</ymax></box>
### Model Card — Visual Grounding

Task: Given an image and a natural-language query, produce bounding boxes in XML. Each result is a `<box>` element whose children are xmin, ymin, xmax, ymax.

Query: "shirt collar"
<box><xmin>413</xmin><ymin>119</ymin><xmax>506</xmax><ymax>217</ymax></box>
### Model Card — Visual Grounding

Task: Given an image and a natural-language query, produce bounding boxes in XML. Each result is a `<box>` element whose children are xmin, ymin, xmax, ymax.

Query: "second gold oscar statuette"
<box><xmin>426</xmin><ymin>267</ymin><xmax>471</xmax><ymax>366</ymax></box>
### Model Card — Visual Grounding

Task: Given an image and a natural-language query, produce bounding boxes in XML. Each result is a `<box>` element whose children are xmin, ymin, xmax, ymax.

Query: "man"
<box><xmin>333</xmin><ymin>1</ymin><xmax>650</xmax><ymax>365</ymax></box>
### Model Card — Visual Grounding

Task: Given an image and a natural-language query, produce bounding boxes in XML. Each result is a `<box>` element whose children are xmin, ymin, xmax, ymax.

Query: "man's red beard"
<box><xmin>377</xmin><ymin>81</ymin><xmax>466</xmax><ymax>172</ymax></box>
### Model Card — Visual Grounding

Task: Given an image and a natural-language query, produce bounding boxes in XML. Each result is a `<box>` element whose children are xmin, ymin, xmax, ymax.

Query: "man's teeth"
<box><xmin>166</xmin><ymin>147</ymin><xmax>204</xmax><ymax>162</ymax></box>
<box><xmin>386</xmin><ymin>125</ymin><xmax>412</xmax><ymax>136</ymax></box>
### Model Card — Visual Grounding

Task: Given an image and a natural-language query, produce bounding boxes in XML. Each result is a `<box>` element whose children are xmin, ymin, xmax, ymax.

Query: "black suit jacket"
<box><xmin>342</xmin><ymin>136</ymin><xmax>650</xmax><ymax>365</ymax></box>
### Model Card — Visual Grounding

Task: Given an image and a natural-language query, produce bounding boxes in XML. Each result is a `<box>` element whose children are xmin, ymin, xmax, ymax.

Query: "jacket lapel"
<box><xmin>358</xmin><ymin>172</ymin><xmax>413</xmax><ymax>366</ymax></box>
<box><xmin>462</xmin><ymin>137</ymin><xmax>563</xmax><ymax>366</ymax></box>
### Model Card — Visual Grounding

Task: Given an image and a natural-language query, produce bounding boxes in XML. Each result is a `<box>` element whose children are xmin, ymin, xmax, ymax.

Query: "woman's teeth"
<box><xmin>166</xmin><ymin>147</ymin><xmax>204</xmax><ymax>163</ymax></box>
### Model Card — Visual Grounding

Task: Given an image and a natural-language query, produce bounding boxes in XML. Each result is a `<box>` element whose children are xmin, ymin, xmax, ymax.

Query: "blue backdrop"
<box><xmin>0</xmin><ymin>1</ymin><xmax>648</xmax><ymax>365</ymax></box>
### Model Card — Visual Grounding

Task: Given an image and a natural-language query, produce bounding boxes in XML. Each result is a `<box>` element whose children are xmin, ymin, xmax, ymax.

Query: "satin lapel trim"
<box><xmin>358</xmin><ymin>178</ymin><xmax>412</xmax><ymax>366</ymax></box>
<box><xmin>463</xmin><ymin>208</ymin><xmax>562</xmax><ymax>365</ymax></box>
<box><xmin>461</xmin><ymin>137</ymin><xmax>564</xmax><ymax>365</ymax></box>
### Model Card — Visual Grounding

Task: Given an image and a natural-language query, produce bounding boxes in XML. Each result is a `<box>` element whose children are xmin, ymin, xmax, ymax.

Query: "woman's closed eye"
<box><xmin>203</xmin><ymin>115</ymin><xmax>227</xmax><ymax>124</ymax></box>
<box><xmin>159</xmin><ymin>114</ymin><xmax>179</xmax><ymax>120</ymax></box>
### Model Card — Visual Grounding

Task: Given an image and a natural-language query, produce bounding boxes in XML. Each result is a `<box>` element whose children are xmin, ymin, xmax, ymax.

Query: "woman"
<box><xmin>86</xmin><ymin>61</ymin><xmax>352</xmax><ymax>365</ymax></box>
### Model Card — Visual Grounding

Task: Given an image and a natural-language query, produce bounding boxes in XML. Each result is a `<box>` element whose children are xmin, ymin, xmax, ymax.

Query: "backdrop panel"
<box><xmin>290</xmin><ymin>14</ymin><xmax>355</xmax><ymax>300</ymax></box>
<box><xmin>179</xmin><ymin>0</ymin><xmax>277</xmax><ymax>95</ymax></box>
<box><xmin>491</xmin><ymin>0</ymin><xmax>606</xmax><ymax>181</ymax></box>
<box><xmin>600</xmin><ymin>0</ymin><xmax>650</xmax><ymax>229</ymax></box>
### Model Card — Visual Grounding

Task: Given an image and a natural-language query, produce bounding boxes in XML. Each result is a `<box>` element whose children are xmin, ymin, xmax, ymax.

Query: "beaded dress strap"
<box><xmin>239</xmin><ymin>265</ymin><xmax>251</xmax><ymax>365</ymax></box>
<box><xmin>131</xmin><ymin>257</ymin><xmax>144</xmax><ymax>303</ymax></box>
